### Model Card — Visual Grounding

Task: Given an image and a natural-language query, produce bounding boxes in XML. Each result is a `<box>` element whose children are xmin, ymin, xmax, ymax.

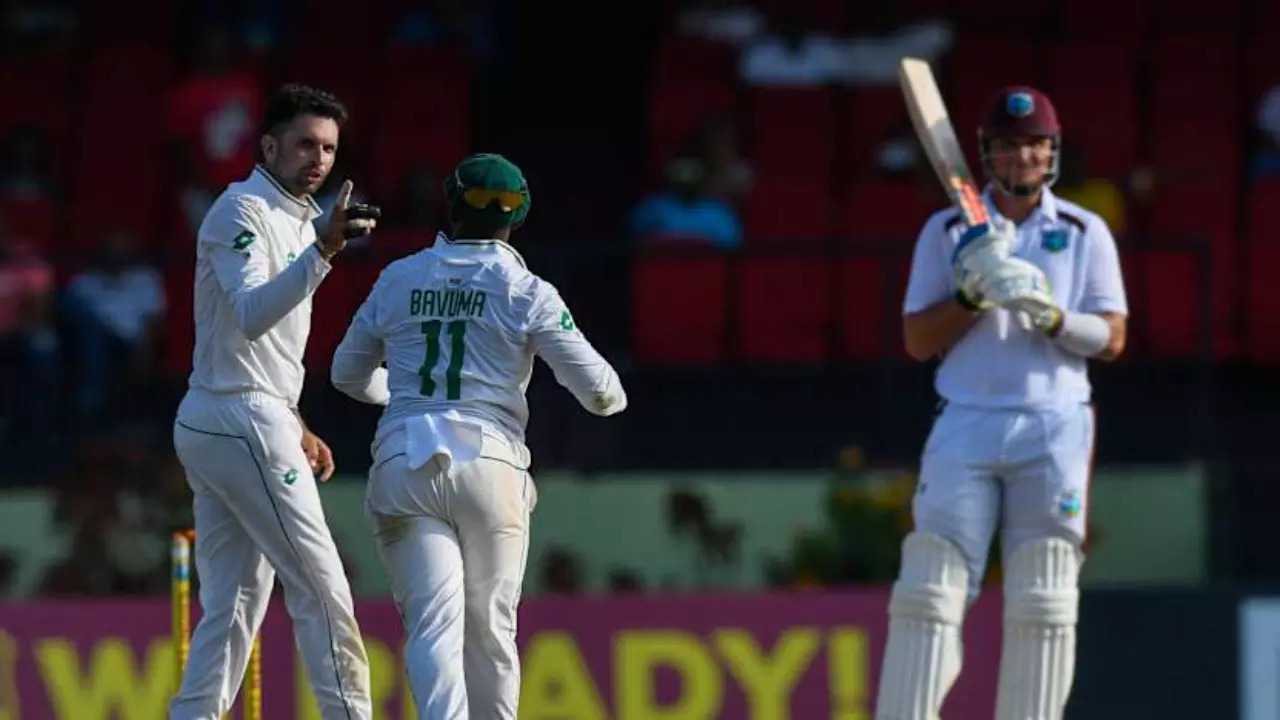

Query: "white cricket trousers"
<box><xmin>366</xmin><ymin>428</ymin><xmax>536</xmax><ymax>720</ymax></box>
<box><xmin>912</xmin><ymin>401</ymin><xmax>1095</xmax><ymax>597</ymax></box>
<box><xmin>169</xmin><ymin>389</ymin><xmax>372</xmax><ymax>720</ymax></box>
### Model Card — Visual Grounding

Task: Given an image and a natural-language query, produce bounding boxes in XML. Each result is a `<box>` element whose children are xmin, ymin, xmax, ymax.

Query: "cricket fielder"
<box><xmin>874</xmin><ymin>86</ymin><xmax>1128</xmax><ymax>720</ymax></box>
<box><xmin>330</xmin><ymin>153</ymin><xmax>627</xmax><ymax>719</ymax></box>
<box><xmin>170</xmin><ymin>84</ymin><xmax>381</xmax><ymax>720</ymax></box>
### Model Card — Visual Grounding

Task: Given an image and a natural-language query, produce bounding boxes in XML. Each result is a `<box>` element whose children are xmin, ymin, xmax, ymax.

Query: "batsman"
<box><xmin>876</xmin><ymin>86</ymin><xmax>1128</xmax><ymax>719</ymax></box>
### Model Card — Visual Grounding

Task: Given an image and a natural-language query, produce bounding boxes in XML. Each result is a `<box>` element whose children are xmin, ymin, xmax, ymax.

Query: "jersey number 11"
<box><xmin>419</xmin><ymin>320</ymin><xmax>466</xmax><ymax>400</ymax></box>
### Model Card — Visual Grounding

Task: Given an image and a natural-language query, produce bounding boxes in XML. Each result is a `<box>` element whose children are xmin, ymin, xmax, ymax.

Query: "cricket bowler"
<box><xmin>875</xmin><ymin>86</ymin><xmax>1128</xmax><ymax>720</ymax></box>
<box><xmin>170</xmin><ymin>83</ymin><xmax>381</xmax><ymax>720</ymax></box>
<box><xmin>330</xmin><ymin>153</ymin><xmax>627</xmax><ymax>719</ymax></box>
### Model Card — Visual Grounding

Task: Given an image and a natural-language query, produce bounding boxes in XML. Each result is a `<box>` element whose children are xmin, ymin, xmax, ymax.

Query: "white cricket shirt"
<box><xmin>186</xmin><ymin>165</ymin><xmax>331</xmax><ymax>408</ymax></box>
<box><xmin>331</xmin><ymin>233</ymin><xmax>627</xmax><ymax>448</ymax></box>
<box><xmin>902</xmin><ymin>186</ymin><xmax>1128</xmax><ymax>409</ymax></box>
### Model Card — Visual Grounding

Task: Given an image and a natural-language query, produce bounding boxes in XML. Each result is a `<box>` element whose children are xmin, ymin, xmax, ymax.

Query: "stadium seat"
<box><xmin>71</xmin><ymin>45</ymin><xmax>171</xmax><ymax>251</ymax></box>
<box><xmin>1246</xmin><ymin>243</ymin><xmax>1280</xmax><ymax>361</ymax></box>
<box><xmin>1152</xmin><ymin>0</ymin><xmax>1242</xmax><ymax>33</ymax></box>
<box><xmin>631</xmin><ymin>250</ymin><xmax>729</xmax><ymax>364</ymax></box>
<box><xmin>1249</xmin><ymin>179</ymin><xmax>1280</xmax><ymax>244</ymax></box>
<box><xmin>746</xmin><ymin>87</ymin><xmax>837</xmax><ymax>185</ymax></box>
<box><xmin>839</xmin><ymin>256</ymin><xmax>890</xmax><ymax>358</ymax></box>
<box><xmin>736</xmin><ymin>255</ymin><xmax>833</xmax><ymax>362</ymax></box>
<box><xmin>1150</xmin><ymin>36</ymin><xmax>1240</xmax><ymax>178</ymax></box>
<box><xmin>371</xmin><ymin>46</ymin><xmax>471</xmax><ymax>201</ymax></box>
<box><xmin>839</xmin><ymin>182</ymin><xmax>941</xmax><ymax>245</ymax></box>
<box><xmin>0</xmin><ymin>198</ymin><xmax>57</xmax><ymax>249</ymax></box>
<box><xmin>845</xmin><ymin>88</ymin><xmax>911</xmax><ymax>181</ymax></box>
<box><xmin>648</xmin><ymin>79</ymin><xmax>736</xmax><ymax>175</ymax></box>
<box><xmin>163</xmin><ymin>260</ymin><xmax>195</xmax><ymax>377</ymax></box>
<box><xmin>0</xmin><ymin>50</ymin><xmax>73</xmax><ymax>182</ymax></box>
<box><xmin>1131</xmin><ymin>249</ymin><xmax>1202</xmax><ymax>357</ymax></box>
<box><xmin>1061</xmin><ymin>0</ymin><xmax>1145</xmax><ymax>40</ymax></box>
<box><xmin>743</xmin><ymin>180</ymin><xmax>833</xmax><ymax>245</ymax></box>
<box><xmin>950</xmin><ymin>0</ymin><xmax>1052</xmax><ymax>31</ymax></box>
<box><xmin>306</xmin><ymin>271</ymin><xmax>356</xmax><ymax>367</ymax></box>
<box><xmin>1045</xmin><ymin>43</ymin><xmax>1137</xmax><ymax>178</ymax></box>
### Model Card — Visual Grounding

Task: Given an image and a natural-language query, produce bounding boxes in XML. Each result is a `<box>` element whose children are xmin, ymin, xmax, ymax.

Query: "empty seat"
<box><xmin>743</xmin><ymin>180</ymin><xmax>833</xmax><ymax>244</ymax></box>
<box><xmin>1247</xmin><ymin>243</ymin><xmax>1280</xmax><ymax>361</ymax></box>
<box><xmin>631</xmin><ymin>251</ymin><xmax>728</xmax><ymax>363</ymax></box>
<box><xmin>1133</xmin><ymin>249</ymin><xmax>1201</xmax><ymax>357</ymax></box>
<box><xmin>845</xmin><ymin>88</ymin><xmax>911</xmax><ymax>180</ymax></box>
<box><xmin>736</xmin><ymin>255</ymin><xmax>833</xmax><ymax>362</ymax></box>
<box><xmin>1062</xmin><ymin>0</ymin><xmax>1145</xmax><ymax>40</ymax></box>
<box><xmin>747</xmin><ymin>87</ymin><xmax>837</xmax><ymax>183</ymax></box>
<box><xmin>1045</xmin><ymin>43</ymin><xmax>1137</xmax><ymax>177</ymax></box>
<box><xmin>371</xmin><ymin>46</ymin><xmax>471</xmax><ymax>200</ymax></box>
<box><xmin>840</xmin><ymin>256</ymin><xmax>890</xmax><ymax>358</ymax></box>
<box><xmin>840</xmin><ymin>182</ymin><xmax>942</xmax><ymax>244</ymax></box>
<box><xmin>71</xmin><ymin>45</ymin><xmax>171</xmax><ymax>250</ymax></box>
<box><xmin>649</xmin><ymin>80</ymin><xmax>736</xmax><ymax>174</ymax></box>
<box><xmin>1250</xmin><ymin>179</ymin><xmax>1280</xmax><ymax>243</ymax></box>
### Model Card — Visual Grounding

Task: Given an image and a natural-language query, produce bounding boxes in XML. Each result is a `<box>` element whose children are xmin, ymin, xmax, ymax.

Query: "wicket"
<box><xmin>171</xmin><ymin>529</ymin><xmax>263</xmax><ymax>720</ymax></box>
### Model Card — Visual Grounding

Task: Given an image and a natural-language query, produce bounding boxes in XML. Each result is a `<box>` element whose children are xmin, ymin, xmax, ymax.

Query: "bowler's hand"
<box><xmin>318</xmin><ymin>180</ymin><xmax>381</xmax><ymax>258</ymax></box>
<box><xmin>301</xmin><ymin>430</ymin><xmax>336</xmax><ymax>482</ymax></box>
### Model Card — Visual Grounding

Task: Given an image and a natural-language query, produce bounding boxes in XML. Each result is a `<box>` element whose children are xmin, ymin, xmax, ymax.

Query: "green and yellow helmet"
<box><xmin>443</xmin><ymin>153</ymin><xmax>531</xmax><ymax>228</ymax></box>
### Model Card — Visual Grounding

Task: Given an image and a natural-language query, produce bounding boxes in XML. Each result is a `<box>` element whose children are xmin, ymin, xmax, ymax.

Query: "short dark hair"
<box><xmin>260</xmin><ymin>83</ymin><xmax>348</xmax><ymax>137</ymax></box>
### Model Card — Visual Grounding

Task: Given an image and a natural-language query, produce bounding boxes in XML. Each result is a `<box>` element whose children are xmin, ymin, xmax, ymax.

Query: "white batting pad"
<box><xmin>995</xmin><ymin>536</ymin><xmax>1082</xmax><ymax>720</ymax></box>
<box><xmin>875</xmin><ymin>532</ymin><xmax>970</xmax><ymax>720</ymax></box>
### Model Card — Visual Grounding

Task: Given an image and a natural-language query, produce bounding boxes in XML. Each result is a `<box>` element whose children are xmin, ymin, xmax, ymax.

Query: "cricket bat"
<box><xmin>898</xmin><ymin>57</ymin><xmax>990</xmax><ymax>228</ymax></box>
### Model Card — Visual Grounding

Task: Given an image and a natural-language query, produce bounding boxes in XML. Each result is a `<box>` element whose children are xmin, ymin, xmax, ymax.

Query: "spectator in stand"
<box><xmin>694</xmin><ymin>113</ymin><xmax>753</xmax><ymax>206</ymax></box>
<box><xmin>628</xmin><ymin>155</ymin><xmax>741</xmax><ymax>249</ymax></box>
<box><xmin>1054</xmin><ymin>145</ymin><xmax>1127</xmax><ymax>237</ymax></box>
<box><xmin>0</xmin><ymin>211</ymin><xmax>58</xmax><ymax>443</ymax></box>
<box><xmin>0</xmin><ymin>125</ymin><xmax>57</xmax><ymax>203</ymax></box>
<box><xmin>167</xmin><ymin>24</ymin><xmax>263</xmax><ymax>190</ymax></box>
<box><xmin>68</xmin><ymin>231</ymin><xmax>167</xmax><ymax>417</ymax></box>
<box><xmin>1252</xmin><ymin>85</ymin><xmax>1280</xmax><ymax>181</ymax></box>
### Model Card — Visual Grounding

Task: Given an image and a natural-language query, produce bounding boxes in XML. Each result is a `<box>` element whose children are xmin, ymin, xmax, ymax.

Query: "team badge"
<box><xmin>1056</xmin><ymin>490</ymin><xmax>1082</xmax><ymax>518</ymax></box>
<box><xmin>1007</xmin><ymin>92</ymin><xmax>1035</xmax><ymax>118</ymax></box>
<box><xmin>232</xmin><ymin>230</ymin><xmax>256</xmax><ymax>254</ymax></box>
<box><xmin>1041</xmin><ymin>228</ymin><xmax>1069</xmax><ymax>253</ymax></box>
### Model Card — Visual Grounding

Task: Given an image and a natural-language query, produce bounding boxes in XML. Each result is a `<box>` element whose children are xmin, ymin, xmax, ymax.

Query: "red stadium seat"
<box><xmin>0</xmin><ymin>198</ymin><xmax>57</xmax><ymax>249</ymax></box>
<box><xmin>371</xmin><ymin>46</ymin><xmax>471</xmax><ymax>201</ymax></box>
<box><xmin>163</xmin><ymin>260</ymin><xmax>195</xmax><ymax>377</ymax></box>
<box><xmin>631</xmin><ymin>251</ymin><xmax>729</xmax><ymax>364</ymax></box>
<box><xmin>71</xmin><ymin>45</ymin><xmax>171</xmax><ymax>251</ymax></box>
<box><xmin>1045</xmin><ymin>43</ymin><xmax>1137</xmax><ymax>178</ymax></box>
<box><xmin>845</xmin><ymin>88</ymin><xmax>911</xmax><ymax>181</ymax></box>
<box><xmin>839</xmin><ymin>256</ymin><xmax>890</xmax><ymax>358</ymax></box>
<box><xmin>747</xmin><ymin>87</ymin><xmax>837</xmax><ymax>184</ymax></box>
<box><xmin>1062</xmin><ymin>0</ymin><xmax>1145</xmax><ymax>40</ymax></box>
<box><xmin>839</xmin><ymin>182</ymin><xmax>942</xmax><ymax>244</ymax></box>
<box><xmin>1247</xmin><ymin>243</ymin><xmax>1280</xmax><ymax>361</ymax></box>
<box><xmin>736</xmin><ymin>255</ymin><xmax>833</xmax><ymax>362</ymax></box>
<box><xmin>743</xmin><ymin>180</ymin><xmax>833</xmax><ymax>244</ymax></box>
<box><xmin>1131</xmin><ymin>250</ymin><xmax>1201</xmax><ymax>357</ymax></box>
<box><xmin>0</xmin><ymin>50</ymin><xmax>74</xmax><ymax>182</ymax></box>
<box><xmin>1250</xmin><ymin>180</ymin><xmax>1280</xmax><ymax>244</ymax></box>
<box><xmin>648</xmin><ymin>80</ymin><xmax>736</xmax><ymax>175</ymax></box>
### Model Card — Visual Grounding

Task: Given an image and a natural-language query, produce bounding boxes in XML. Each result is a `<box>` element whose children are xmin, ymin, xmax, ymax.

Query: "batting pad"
<box><xmin>875</xmin><ymin>532</ymin><xmax>969</xmax><ymax>720</ymax></box>
<box><xmin>995</xmin><ymin>536</ymin><xmax>1082</xmax><ymax>720</ymax></box>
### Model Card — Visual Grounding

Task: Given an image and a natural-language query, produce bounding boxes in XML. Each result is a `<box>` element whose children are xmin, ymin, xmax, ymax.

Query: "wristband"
<box><xmin>315</xmin><ymin>240</ymin><xmax>340</xmax><ymax>263</ymax></box>
<box><xmin>1050</xmin><ymin>311</ymin><xmax>1111</xmax><ymax>357</ymax></box>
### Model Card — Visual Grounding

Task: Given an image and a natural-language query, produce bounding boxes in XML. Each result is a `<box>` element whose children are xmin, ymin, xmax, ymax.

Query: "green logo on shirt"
<box><xmin>282</xmin><ymin>468</ymin><xmax>298</xmax><ymax>486</ymax></box>
<box><xmin>232</xmin><ymin>230</ymin><xmax>256</xmax><ymax>254</ymax></box>
<box><xmin>286</xmin><ymin>250</ymin><xmax>298</xmax><ymax>264</ymax></box>
<box><xmin>559</xmin><ymin>309</ymin><xmax>576</xmax><ymax>332</ymax></box>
